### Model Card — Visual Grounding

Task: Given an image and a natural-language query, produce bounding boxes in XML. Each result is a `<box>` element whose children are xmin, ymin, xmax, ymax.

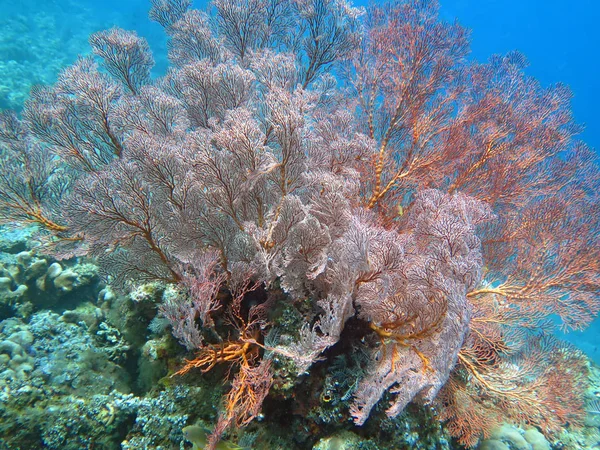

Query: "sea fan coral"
<box><xmin>0</xmin><ymin>0</ymin><xmax>598</xmax><ymax>448</ymax></box>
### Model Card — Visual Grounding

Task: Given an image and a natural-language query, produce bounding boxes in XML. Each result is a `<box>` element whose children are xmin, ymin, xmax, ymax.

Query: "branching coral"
<box><xmin>0</xmin><ymin>0</ymin><xmax>598</xmax><ymax>448</ymax></box>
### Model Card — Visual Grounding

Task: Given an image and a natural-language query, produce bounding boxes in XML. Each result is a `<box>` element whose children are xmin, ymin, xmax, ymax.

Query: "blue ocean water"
<box><xmin>437</xmin><ymin>0</ymin><xmax>600</xmax><ymax>152</ymax></box>
<box><xmin>2</xmin><ymin>0</ymin><xmax>598</xmax><ymax>145</ymax></box>
<box><xmin>4</xmin><ymin>0</ymin><xmax>598</xmax><ymax>149</ymax></box>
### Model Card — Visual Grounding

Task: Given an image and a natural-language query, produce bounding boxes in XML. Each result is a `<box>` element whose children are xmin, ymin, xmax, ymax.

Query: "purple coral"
<box><xmin>0</xmin><ymin>0</ymin><xmax>597</xmax><ymax>447</ymax></box>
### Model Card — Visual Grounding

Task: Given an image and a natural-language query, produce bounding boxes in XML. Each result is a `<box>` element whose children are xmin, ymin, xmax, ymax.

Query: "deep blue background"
<box><xmin>438</xmin><ymin>0</ymin><xmax>599</xmax><ymax>152</ymax></box>
<box><xmin>120</xmin><ymin>0</ymin><xmax>600</xmax><ymax>150</ymax></box>
<box><xmin>355</xmin><ymin>0</ymin><xmax>600</xmax><ymax>152</ymax></box>
<box><xmin>7</xmin><ymin>0</ymin><xmax>597</xmax><ymax>148</ymax></box>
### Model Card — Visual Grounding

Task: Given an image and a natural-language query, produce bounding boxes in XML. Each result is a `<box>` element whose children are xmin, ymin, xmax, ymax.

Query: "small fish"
<box><xmin>182</xmin><ymin>425</ymin><xmax>246</xmax><ymax>450</ymax></box>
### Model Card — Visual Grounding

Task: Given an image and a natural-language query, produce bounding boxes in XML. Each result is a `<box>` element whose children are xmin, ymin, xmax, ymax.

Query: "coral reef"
<box><xmin>0</xmin><ymin>263</ymin><xmax>470</xmax><ymax>449</ymax></box>
<box><xmin>0</xmin><ymin>298</ymin><xmax>224</xmax><ymax>449</ymax></box>
<box><xmin>0</xmin><ymin>0</ymin><xmax>598</xmax><ymax>449</ymax></box>
<box><xmin>0</xmin><ymin>2</ymin><xmax>91</xmax><ymax>111</ymax></box>
<box><xmin>478</xmin><ymin>425</ymin><xmax>550</xmax><ymax>450</ymax></box>
<box><xmin>0</xmin><ymin>247</ymin><xmax>101</xmax><ymax>317</ymax></box>
<box><xmin>0</xmin><ymin>0</ymin><xmax>162</xmax><ymax>112</ymax></box>
<box><xmin>0</xmin><ymin>310</ymin><xmax>129</xmax><ymax>448</ymax></box>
